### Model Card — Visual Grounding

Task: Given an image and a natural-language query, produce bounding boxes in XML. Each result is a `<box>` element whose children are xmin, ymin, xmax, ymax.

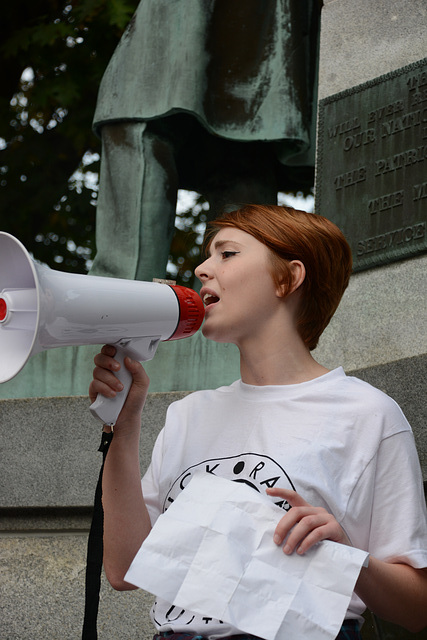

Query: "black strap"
<box><xmin>82</xmin><ymin>430</ymin><xmax>114</xmax><ymax>640</ymax></box>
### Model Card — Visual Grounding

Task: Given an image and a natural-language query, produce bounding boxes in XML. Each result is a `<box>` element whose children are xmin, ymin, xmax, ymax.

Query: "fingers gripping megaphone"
<box><xmin>0</xmin><ymin>232</ymin><xmax>204</xmax><ymax>426</ymax></box>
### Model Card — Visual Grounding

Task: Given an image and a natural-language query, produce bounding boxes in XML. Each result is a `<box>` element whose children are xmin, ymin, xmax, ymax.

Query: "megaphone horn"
<box><xmin>0</xmin><ymin>232</ymin><xmax>204</xmax><ymax>426</ymax></box>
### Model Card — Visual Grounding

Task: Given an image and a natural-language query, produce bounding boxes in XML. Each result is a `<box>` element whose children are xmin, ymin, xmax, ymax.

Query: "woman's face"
<box><xmin>195</xmin><ymin>227</ymin><xmax>284</xmax><ymax>345</ymax></box>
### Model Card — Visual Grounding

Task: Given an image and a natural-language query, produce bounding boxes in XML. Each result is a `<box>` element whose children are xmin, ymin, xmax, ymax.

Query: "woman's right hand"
<box><xmin>89</xmin><ymin>344</ymin><xmax>150</xmax><ymax>432</ymax></box>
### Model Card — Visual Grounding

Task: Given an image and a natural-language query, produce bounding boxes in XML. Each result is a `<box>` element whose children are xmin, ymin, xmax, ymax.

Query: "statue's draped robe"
<box><xmin>93</xmin><ymin>0</ymin><xmax>319</xmax><ymax>188</ymax></box>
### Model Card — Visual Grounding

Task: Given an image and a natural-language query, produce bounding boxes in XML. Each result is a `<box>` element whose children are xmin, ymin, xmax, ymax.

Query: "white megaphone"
<box><xmin>0</xmin><ymin>232</ymin><xmax>204</xmax><ymax>426</ymax></box>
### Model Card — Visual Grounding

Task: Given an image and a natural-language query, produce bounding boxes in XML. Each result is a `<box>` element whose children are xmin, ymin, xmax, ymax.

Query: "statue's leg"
<box><xmin>134</xmin><ymin>128</ymin><xmax>179</xmax><ymax>282</ymax></box>
<box><xmin>90</xmin><ymin>122</ymin><xmax>178</xmax><ymax>282</ymax></box>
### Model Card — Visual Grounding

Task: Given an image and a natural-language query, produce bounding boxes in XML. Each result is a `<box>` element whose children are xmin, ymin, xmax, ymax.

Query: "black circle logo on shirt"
<box><xmin>163</xmin><ymin>452</ymin><xmax>295</xmax><ymax>513</ymax></box>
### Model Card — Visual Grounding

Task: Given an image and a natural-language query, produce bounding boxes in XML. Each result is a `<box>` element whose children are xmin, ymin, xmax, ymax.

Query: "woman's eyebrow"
<box><xmin>210</xmin><ymin>239</ymin><xmax>243</xmax><ymax>253</ymax></box>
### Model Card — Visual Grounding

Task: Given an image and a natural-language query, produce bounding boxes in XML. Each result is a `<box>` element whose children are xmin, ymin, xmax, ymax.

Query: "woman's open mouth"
<box><xmin>201</xmin><ymin>290</ymin><xmax>220</xmax><ymax>308</ymax></box>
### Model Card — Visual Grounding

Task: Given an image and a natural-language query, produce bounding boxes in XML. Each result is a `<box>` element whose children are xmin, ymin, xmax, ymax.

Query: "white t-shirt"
<box><xmin>142</xmin><ymin>367</ymin><xmax>427</xmax><ymax>638</ymax></box>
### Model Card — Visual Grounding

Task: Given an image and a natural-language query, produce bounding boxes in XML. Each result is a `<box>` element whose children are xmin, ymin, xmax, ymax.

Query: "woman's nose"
<box><xmin>195</xmin><ymin>258</ymin><xmax>211</xmax><ymax>282</ymax></box>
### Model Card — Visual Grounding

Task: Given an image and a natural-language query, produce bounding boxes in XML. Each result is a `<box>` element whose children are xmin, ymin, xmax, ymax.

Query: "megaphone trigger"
<box><xmin>89</xmin><ymin>336</ymin><xmax>161</xmax><ymax>426</ymax></box>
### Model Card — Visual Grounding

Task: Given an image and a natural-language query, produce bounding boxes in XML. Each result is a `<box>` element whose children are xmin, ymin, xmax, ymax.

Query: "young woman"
<box><xmin>89</xmin><ymin>205</ymin><xmax>427</xmax><ymax>640</ymax></box>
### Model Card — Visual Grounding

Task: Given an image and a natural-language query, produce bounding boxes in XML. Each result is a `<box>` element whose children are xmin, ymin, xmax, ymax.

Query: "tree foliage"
<box><xmin>0</xmin><ymin>0</ymin><xmax>139</xmax><ymax>272</ymax></box>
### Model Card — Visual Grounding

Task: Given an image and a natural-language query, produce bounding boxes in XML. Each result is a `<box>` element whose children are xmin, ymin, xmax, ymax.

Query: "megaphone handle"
<box><xmin>89</xmin><ymin>347</ymin><xmax>133</xmax><ymax>426</ymax></box>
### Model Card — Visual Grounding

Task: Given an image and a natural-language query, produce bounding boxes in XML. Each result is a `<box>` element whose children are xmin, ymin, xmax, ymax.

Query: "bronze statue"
<box><xmin>91</xmin><ymin>0</ymin><xmax>320</xmax><ymax>281</ymax></box>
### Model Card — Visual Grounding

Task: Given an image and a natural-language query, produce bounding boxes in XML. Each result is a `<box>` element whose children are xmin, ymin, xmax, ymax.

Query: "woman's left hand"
<box><xmin>266</xmin><ymin>487</ymin><xmax>351</xmax><ymax>555</ymax></box>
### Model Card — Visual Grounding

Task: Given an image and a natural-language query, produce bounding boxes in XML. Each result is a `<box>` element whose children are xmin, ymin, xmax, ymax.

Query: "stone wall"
<box><xmin>0</xmin><ymin>393</ymin><xmax>184</xmax><ymax>640</ymax></box>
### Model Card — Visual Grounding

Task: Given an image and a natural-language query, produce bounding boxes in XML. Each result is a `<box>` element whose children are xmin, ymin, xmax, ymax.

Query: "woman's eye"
<box><xmin>221</xmin><ymin>251</ymin><xmax>239</xmax><ymax>259</ymax></box>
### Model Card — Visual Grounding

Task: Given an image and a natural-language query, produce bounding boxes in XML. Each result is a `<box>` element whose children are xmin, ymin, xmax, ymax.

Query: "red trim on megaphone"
<box><xmin>0</xmin><ymin>297</ymin><xmax>7</xmax><ymax>322</ymax></box>
<box><xmin>167</xmin><ymin>285</ymin><xmax>204</xmax><ymax>340</ymax></box>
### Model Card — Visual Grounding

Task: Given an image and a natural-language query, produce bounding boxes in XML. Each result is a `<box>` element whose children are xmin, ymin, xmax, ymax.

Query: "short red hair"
<box><xmin>205</xmin><ymin>204</ymin><xmax>352</xmax><ymax>350</ymax></box>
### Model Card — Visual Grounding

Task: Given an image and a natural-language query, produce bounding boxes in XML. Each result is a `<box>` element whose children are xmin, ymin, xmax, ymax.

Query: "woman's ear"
<box><xmin>290</xmin><ymin>260</ymin><xmax>306</xmax><ymax>293</ymax></box>
<box><xmin>276</xmin><ymin>260</ymin><xmax>306</xmax><ymax>298</ymax></box>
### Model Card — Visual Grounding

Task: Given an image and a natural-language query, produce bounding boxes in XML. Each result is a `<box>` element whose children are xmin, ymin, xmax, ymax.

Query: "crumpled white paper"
<box><xmin>125</xmin><ymin>473</ymin><xmax>369</xmax><ymax>640</ymax></box>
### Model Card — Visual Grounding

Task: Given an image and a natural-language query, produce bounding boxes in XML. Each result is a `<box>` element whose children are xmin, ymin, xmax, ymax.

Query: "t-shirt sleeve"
<box><xmin>349</xmin><ymin>429</ymin><xmax>427</xmax><ymax>568</ymax></box>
